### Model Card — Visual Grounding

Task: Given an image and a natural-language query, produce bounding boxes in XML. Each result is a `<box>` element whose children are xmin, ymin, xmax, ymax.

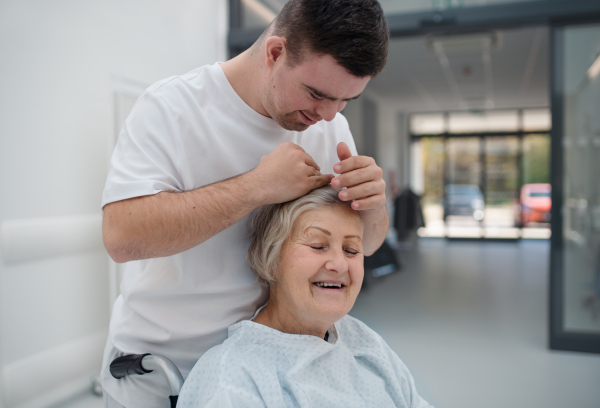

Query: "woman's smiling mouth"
<box><xmin>313</xmin><ymin>282</ymin><xmax>344</xmax><ymax>289</ymax></box>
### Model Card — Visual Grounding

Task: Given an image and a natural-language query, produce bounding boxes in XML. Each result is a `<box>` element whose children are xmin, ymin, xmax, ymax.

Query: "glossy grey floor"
<box><xmin>69</xmin><ymin>239</ymin><xmax>600</xmax><ymax>408</ymax></box>
<box><xmin>351</xmin><ymin>239</ymin><xmax>600</xmax><ymax>408</ymax></box>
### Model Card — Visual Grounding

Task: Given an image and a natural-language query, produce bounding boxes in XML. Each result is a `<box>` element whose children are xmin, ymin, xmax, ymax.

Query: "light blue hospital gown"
<box><xmin>177</xmin><ymin>314</ymin><xmax>433</xmax><ymax>408</ymax></box>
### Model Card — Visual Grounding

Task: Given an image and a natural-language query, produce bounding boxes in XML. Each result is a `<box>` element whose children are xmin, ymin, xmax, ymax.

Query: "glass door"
<box><xmin>444</xmin><ymin>137</ymin><xmax>483</xmax><ymax>238</ymax></box>
<box><xmin>411</xmin><ymin>109</ymin><xmax>551</xmax><ymax>240</ymax></box>
<box><xmin>551</xmin><ymin>21</ymin><xmax>600</xmax><ymax>353</ymax></box>
<box><xmin>483</xmin><ymin>136</ymin><xmax>520</xmax><ymax>238</ymax></box>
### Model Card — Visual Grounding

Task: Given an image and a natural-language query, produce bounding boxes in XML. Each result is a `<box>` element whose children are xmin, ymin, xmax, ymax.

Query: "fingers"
<box><xmin>336</xmin><ymin>142</ymin><xmax>352</xmax><ymax>162</ymax></box>
<box><xmin>303</xmin><ymin>154</ymin><xmax>321</xmax><ymax>172</ymax></box>
<box><xmin>281</xmin><ymin>142</ymin><xmax>320</xmax><ymax>171</ymax></box>
<box><xmin>330</xmin><ymin>151</ymin><xmax>386</xmax><ymax>212</ymax></box>
<box><xmin>338</xmin><ymin>179</ymin><xmax>386</xmax><ymax>202</ymax></box>
<box><xmin>348</xmin><ymin>193</ymin><xmax>386</xmax><ymax>211</ymax></box>
<box><xmin>310</xmin><ymin>174</ymin><xmax>334</xmax><ymax>189</ymax></box>
<box><xmin>331</xmin><ymin>165</ymin><xmax>382</xmax><ymax>189</ymax></box>
<box><xmin>333</xmin><ymin>155</ymin><xmax>374</xmax><ymax>174</ymax></box>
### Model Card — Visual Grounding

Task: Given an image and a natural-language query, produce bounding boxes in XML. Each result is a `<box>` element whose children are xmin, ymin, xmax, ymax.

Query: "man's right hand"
<box><xmin>249</xmin><ymin>142</ymin><xmax>332</xmax><ymax>205</ymax></box>
<box><xmin>103</xmin><ymin>142</ymin><xmax>332</xmax><ymax>263</ymax></box>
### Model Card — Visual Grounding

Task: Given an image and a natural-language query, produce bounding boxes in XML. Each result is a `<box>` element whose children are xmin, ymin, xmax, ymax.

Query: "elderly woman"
<box><xmin>177</xmin><ymin>186</ymin><xmax>433</xmax><ymax>407</ymax></box>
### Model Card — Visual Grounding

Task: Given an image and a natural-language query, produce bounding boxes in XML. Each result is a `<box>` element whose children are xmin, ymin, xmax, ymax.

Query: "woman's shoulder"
<box><xmin>179</xmin><ymin>321</ymin><xmax>286</xmax><ymax>405</ymax></box>
<box><xmin>337</xmin><ymin>315</ymin><xmax>386</xmax><ymax>345</ymax></box>
<box><xmin>200</xmin><ymin>321</ymin><xmax>278</xmax><ymax>364</ymax></box>
<box><xmin>336</xmin><ymin>315</ymin><xmax>401</xmax><ymax>359</ymax></box>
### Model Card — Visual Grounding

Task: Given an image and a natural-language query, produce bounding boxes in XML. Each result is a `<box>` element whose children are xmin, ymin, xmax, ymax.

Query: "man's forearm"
<box><xmin>102</xmin><ymin>172</ymin><xmax>264</xmax><ymax>263</ymax></box>
<box><xmin>360</xmin><ymin>205</ymin><xmax>389</xmax><ymax>256</ymax></box>
<box><xmin>102</xmin><ymin>142</ymin><xmax>332</xmax><ymax>263</ymax></box>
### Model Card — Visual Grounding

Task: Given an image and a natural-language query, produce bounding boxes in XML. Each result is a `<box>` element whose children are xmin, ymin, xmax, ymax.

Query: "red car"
<box><xmin>520</xmin><ymin>183</ymin><xmax>552</xmax><ymax>226</ymax></box>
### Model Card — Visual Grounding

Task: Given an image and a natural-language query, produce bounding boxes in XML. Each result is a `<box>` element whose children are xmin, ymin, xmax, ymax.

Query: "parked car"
<box><xmin>443</xmin><ymin>184</ymin><xmax>485</xmax><ymax>221</ymax></box>
<box><xmin>520</xmin><ymin>183</ymin><xmax>551</xmax><ymax>226</ymax></box>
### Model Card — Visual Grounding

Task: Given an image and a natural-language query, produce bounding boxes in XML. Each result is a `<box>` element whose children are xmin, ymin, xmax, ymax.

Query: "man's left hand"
<box><xmin>331</xmin><ymin>142</ymin><xmax>386</xmax><ymax>211</ymax></box>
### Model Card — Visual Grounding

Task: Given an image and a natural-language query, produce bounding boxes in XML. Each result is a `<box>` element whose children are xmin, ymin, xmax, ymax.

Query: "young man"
<box><xmin>101</xmin><ymin>0</ymin><xmax>389</xmax><ymax>406</ymax></box>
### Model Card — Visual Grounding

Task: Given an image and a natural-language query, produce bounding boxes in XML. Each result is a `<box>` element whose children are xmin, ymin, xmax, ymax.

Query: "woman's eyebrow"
<box><xmin>305</xmin><ymin>227</ymin><xmax>362</xmax><ymax>241</ymax></box>
<box><xmin>305</xmin><ymin>226</ymin><xmax>331</xmax><ymax>236</ymax></box>
<box><xmin>304</xmin><ymin>84</ymin><xmax>362</xmax><ymax>102</ymax></box>
<box><xmin>344</xmin><ymin>235</ymin><xmax>362</xmax><ymax>241</ymax></box>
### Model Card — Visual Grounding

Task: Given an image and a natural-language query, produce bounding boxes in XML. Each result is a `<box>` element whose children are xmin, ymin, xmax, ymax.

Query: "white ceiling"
<box><xmin>366</xmin><ymin>25</ymin><xmax>550</xmax><ymax>113</ymax></box>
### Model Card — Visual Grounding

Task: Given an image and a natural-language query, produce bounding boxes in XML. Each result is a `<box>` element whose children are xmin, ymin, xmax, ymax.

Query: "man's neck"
<box><xmin>220</xmin><ymin>49</ymin><xmax>269</xmax><ymax>117</ymax></box>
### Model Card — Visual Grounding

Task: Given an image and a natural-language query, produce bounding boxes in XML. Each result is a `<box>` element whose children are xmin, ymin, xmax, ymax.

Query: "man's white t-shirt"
<box><xmin>100</xmin><ymin>62</ymin><xmax>358</xmax><ymax>407</ymax></box>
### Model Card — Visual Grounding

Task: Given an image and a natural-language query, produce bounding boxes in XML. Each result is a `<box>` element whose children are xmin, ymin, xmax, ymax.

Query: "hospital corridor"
<box><xmin>2</xmin><ymin>1</ymin><xmax>600</xmax><ymax>408</ymax></box>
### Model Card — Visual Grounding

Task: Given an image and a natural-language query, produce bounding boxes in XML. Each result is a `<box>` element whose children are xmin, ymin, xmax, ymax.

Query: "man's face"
<box><xmin>263</xmin><ymin>51</ymin><xmax>370</xmax><ymax>131</ymax></box>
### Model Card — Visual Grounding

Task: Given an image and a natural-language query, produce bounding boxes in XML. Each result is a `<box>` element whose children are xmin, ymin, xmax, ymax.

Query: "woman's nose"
<box><xmin>325</xmin><ymin>248</ymin><xmax>348</xmax><ymax>273</ymax></box>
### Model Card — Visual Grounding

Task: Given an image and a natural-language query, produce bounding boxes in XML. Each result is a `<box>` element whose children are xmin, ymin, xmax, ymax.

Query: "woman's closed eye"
<box><xmin>309</xmin><ymin>244</ymin><xmax>360</xmax><ymax>256</ymax></box>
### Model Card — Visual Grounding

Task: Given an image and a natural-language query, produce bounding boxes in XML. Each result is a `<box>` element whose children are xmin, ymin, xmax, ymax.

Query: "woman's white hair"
<box><xmin>247</xmin><ymin>185</ymin><xmax>357</xmax><ymax>286</ymax></box>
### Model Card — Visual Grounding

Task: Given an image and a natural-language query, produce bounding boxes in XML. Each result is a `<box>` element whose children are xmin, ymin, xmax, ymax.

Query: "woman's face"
<box><xmin>271</xmin><ymin>205</ymin><xmax>364</xmax><ymax>327</ymax></box>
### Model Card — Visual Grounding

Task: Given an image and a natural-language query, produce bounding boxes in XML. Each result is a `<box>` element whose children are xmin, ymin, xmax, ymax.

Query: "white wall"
<box><xmin>0</xmin><ymin>1</ymin><xmax>226</xmax><ymax>406</ymax></box>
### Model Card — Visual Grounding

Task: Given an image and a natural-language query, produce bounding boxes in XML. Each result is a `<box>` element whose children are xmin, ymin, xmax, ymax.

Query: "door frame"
<box><xmin>549</xmin><ymin>22</ymin><xmax>600</xmax><ymax>353</ymax></box>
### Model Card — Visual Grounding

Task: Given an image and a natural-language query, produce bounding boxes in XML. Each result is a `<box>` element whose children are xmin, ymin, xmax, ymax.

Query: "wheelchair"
<box><xmin>109</xmin><ymin>353</ymin><xmax>184</xmax><ymax>408</ymax></box>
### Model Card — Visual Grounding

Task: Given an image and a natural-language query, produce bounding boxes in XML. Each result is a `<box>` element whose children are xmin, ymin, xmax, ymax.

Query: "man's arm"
<box><xmin>357</xmin><ymin>205</ymin><xmax>389</xmax><ymax>256</ymax></box>
<box><xmin>331</xmin><ymin>142</ymin><xmax>389</xmax><ymax>256</ymax></box>
<box><xmin>103</xmin><ymin>142</ymin><xmax>331</xmax><ymax>263</ymax></box>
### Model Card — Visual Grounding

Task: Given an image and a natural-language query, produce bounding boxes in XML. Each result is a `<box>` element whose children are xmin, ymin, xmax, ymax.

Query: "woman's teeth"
<box><xmin>314</xmin><ymin>282</ymin><xmax>343</xmax><ymax>288</ymax></box>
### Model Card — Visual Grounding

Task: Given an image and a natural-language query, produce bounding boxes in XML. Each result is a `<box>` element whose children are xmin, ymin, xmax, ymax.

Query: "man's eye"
<box><xmin>310</xmin><ymin>93</ymin><xmax>322</xmax><ymax>101</ymax></box>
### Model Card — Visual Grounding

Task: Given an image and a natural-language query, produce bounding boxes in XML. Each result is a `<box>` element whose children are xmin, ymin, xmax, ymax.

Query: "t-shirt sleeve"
<box><xmin>101</xmin><ymin>90</ymin><xmax>185</xmax><ymax>208</ymax></box>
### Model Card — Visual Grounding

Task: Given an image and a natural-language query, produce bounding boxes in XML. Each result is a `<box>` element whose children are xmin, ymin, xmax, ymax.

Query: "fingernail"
<box><xmin>334</xmin><ymin>164</ymin><xmax>342</xmax><ymax>173</ymax></box>
<box><xmin>332</xmin><ymin>179</ymin><xmax>341</xmax><ymax>187</ymax></box>
<box><xmin>352</xmin><ymin>202</ymin><xmax>359</xmax><ymax>210</ymax></box>
<box><xmin>340</xmin><ymin>191</ymin><xmax>348</xmax><ymax>200</ymax></box>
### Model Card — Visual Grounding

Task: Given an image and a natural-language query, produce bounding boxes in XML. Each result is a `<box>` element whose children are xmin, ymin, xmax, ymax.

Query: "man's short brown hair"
<box><xmin>270</xmin><ymin>0</ymin><xmax>389</xmax><ymax>78</ymax></box>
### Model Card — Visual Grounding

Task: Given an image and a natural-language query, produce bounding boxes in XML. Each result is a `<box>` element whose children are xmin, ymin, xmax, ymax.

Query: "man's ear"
<box><xmin>264</xmin><ymin>36</ymin><xmax>287</xmax><ymax>69</ymax></box>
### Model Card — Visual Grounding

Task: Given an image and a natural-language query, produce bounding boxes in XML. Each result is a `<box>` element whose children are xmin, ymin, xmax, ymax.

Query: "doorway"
<box><xmin>410</xmin><ymin>109</ymin><xmax>551</xmax><ymax>239</ymax></box>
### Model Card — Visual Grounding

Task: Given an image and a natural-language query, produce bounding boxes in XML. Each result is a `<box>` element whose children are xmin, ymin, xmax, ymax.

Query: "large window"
<box><xmin>410</xmin><ymin>109</ymin><xmax>551</xmax><ymax>239</ymax></box>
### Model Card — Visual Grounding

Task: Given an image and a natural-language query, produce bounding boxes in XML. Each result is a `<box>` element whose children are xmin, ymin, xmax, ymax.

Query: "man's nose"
<box><xmin>315</xmin><ymin>100</ymin><xmax>342</xmax><ymax>122</ymax></box>
<box><xmin>325</xmin><ymin>248</ymin><xmax>348</xmax><ymax>273</ymax></box>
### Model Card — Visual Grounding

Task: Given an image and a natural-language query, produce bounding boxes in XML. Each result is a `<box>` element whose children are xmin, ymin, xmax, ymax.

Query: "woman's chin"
<box><xmin>309</xmin><ymin>302</ymin><xmax>350</xmax><ymax>325</ymax></box>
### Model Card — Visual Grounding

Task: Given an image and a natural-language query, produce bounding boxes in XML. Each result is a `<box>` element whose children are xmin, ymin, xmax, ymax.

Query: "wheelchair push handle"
<box><xmin>110</xmin><ymin>353</ymin><xmax>184</xmax><ymax>408</ymax></box>
<box><xmin>110</xmin><ymin>353</ymin><xmax>152</xmax><ymax>378</ymax></box>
